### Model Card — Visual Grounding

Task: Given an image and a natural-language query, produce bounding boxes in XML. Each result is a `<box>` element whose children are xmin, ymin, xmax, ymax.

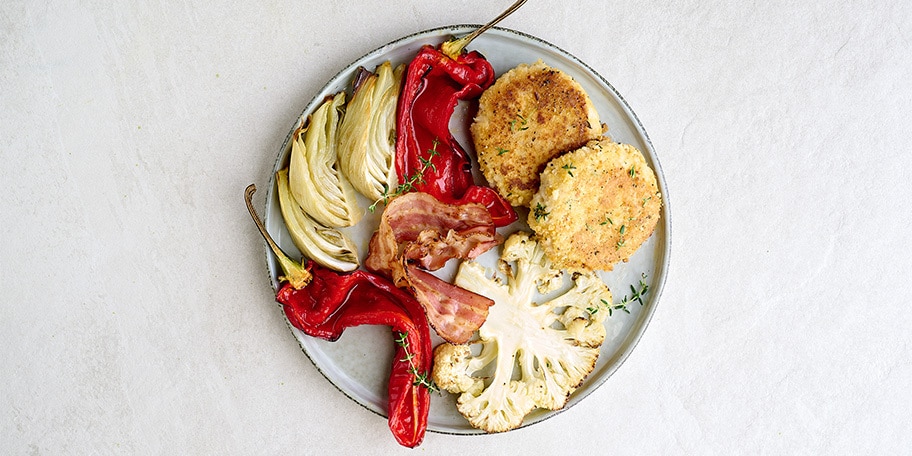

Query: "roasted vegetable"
<box><xmin>337</xmin><ymin>62</ymin><xmax>405</xmax><ymax>202</ymax></box>
<box><xmin>288</xmin><ymin>92</ymin><xmax>361</xmax><ymax>228</ymax></box>
<box><xmin>393</xmin><ymin>44</ymin><xmax>516</xmax><ymax>227</ymax></box>
<box><xmin>246</xmin><ymin>184</ymin><xmax>432</xmax><ymax>448</ymax></box>
<box><xmin>275</xmin><ymin>169</ymin><xmax>359</xmax><ymax>272</ymax></box>
<box><xmin>433</xmin><ymin>231</ymin><xmax>612</xmax><ymax>433</ymax></box>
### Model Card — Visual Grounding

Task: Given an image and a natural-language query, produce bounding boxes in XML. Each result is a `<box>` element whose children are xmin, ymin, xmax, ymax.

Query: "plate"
<box><xmin>262</xmin><ymin>25</ymin><xmax>671</xmax><ymax>435</ymax></box>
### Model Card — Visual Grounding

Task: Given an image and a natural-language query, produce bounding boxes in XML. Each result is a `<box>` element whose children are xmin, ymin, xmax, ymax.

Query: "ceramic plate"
<box><xmin>262</xmin><ymin>25</ymin><xmax>671</xmax><ymax>435</ymax></box>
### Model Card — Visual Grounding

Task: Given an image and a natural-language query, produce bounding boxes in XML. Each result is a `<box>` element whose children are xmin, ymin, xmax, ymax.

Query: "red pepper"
<box><xmin>245</xmin><ymin>184</ymin><xmax>433</xmax><ymax>447</ymax></box>
<box><xmin>277</xmin><ymin>261</ymin><xmax>432</xmax><ymax>448</ymax></box>
<box><xmin>396</xmin><ymin>44</ymin><xmax>517</xmax><ymax>227</ymax></box>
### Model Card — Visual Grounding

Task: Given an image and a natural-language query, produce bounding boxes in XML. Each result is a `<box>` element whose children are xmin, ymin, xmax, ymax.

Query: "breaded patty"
<box><xmin>528</xmin><ymin>139</ymin><xmax>662</xmax><ymax>272</ymax></box>
<box><xmin>471</xmin><ymin>60</ymin><xmax>603</xmax><ymax>207</ymax></box>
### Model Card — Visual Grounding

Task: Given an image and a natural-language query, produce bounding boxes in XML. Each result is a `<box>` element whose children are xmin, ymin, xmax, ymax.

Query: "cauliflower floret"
<box><xmin>432</xmin><ymin>231</ymin><xmax>613</xmax><ymax>433</ymax></box>
<box><xmin>432</xmin><ymin>344</ymin><xmax>483</xmax><ymax>395</ymax></box>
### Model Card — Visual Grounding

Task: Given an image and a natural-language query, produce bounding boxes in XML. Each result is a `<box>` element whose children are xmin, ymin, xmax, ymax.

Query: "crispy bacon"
<box><xmin>404</xmin><ymin>266</ymin><xmax>493</xmax><ymax>344</ymax></box>
<box><xmin>366</xmin><ymin>192</ymin><xmax>501</xmax><ymax>343</ymax></box>
<box><xmin>404</xmin><ymin>227</ymin><xmax>501</xmax><ymax>271</ymax></box>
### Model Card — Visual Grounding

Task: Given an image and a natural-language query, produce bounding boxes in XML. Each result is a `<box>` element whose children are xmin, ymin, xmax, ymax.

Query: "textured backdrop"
<box><xmin>1</xmin><ymin>0</ymin><xmax>909</xmax><ymax>453</ymax></box>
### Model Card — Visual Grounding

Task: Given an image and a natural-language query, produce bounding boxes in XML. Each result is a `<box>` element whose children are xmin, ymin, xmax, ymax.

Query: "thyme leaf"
<box><xmin>509</xmin><ymin>113</ymin><xmax>528</xmax><ymax>132</ymax></box>
<box><xmin>532</xmin><ymin>202</ymin><xmax>550</xmax><ymax>221</ymax></box>
<box><xmin>616</xmin><ymin>224</ymin><xmax>627</xmax><ymax>249</ymax></box>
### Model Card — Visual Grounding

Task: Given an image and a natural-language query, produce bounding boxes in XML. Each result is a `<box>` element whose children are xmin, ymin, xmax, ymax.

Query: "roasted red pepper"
<box><xmin>277</xmin><ymin>262</ymin><xmax>432</xmax><ymax>448</ymax></box>
<box><xmin>244</xmin><ymin>185</ymin><xmax>431</xmax><ymax>448</ymax></box>
<box><xmin>395</xmin><ymin>44</ymin><xmax>517</xmax><ymax>227</ymax></box>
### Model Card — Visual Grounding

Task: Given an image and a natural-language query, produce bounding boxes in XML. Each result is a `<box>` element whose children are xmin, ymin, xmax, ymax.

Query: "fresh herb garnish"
<box><xmin>562</xmin><ymin>163</ymin><xmax>576</xmax><ymax>177</ymax></box>
<box><xmin>605</xmin><ymin>297</ymin><xmax>631</xmax><ymax>316</ymax></box>
<box><xmin>589</xmin><ymin>273</ymin><xmax>650</xmax><ymax>317</ymax></box>
<box><xmin>532</xmin><ymin>202</ymin><xmax>550</xmax><ymax>221</ymax></box>
<box><xmin>497</xmin><ymin>147</ymin><xmax>510</xmax><ymax>155</ymax></box>
<box><xmin>394</xmin><ymin>331</ymin><xmax>438</xmax><ymax>392</ymax></box>
<box><xmin>369</xmin><ymin>138</ymin><xmax>441</xmax><ymax>212</ymax></box>
<box><xmin>619</xmin><ymin>273</ymin><xmax>650</xmax><ymax>307</ymax></box>
<box><xmin>509</xmin><ymin>113</ymin><xmax>528</xmax><ymax>132</ymax></box>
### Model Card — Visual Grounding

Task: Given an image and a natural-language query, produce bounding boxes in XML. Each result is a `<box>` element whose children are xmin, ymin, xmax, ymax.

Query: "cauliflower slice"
<box><xmin>432</xmin><ymin>231</ymin><xmax>612</xmax><ymax>433</ymax></box>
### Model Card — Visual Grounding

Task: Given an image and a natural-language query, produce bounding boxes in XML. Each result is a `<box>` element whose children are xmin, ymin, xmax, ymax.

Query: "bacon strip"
<box><xmin>404</xmin><ymin>266</ymin><xmax>492</xmax><ymax>344</ymax></box>
<box><xmin>366</xmin><ymin>192</ymin><xmax>501</xmax><ymax>343</ymax></box>
<box><xmin>404</xmin><ymin>227</ymin><xmax>501</xmax><ymax>271</ymax></box>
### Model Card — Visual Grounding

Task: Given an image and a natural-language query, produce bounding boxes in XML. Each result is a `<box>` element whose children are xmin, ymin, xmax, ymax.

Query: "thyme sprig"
<box><xmin>369</xmin><ymin>138</ymin><xmax>441</xmax><ymax>212</ymax></box>
<box><xmin>394</xmin><ymin>331</ymin><xmax>438</xmax><ymax>392</ymax></box>
<box><xmin>588</xmin><ymin>297</ymin><xmax>631</xmax><ymax>316</ymax></box>
<box><xmin>621</xmin><ymin>273</ymin><xmax>650</xmax><ymax>307</ymax></box>
<box><xmin>587</xmin><ymin>273</ymin><xmax>650</xmax><ymax>316</ymax></box>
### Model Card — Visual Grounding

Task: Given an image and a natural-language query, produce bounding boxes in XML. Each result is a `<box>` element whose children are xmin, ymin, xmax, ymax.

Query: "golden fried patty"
<box><xmin>471</xmin><ymin>60</ymin><xmax>603</xmax><ymax>207</ymax></box>
<box><xmin>528</xmin><ymin>139</ymin><xmax>662</xmax><ymax>272</ymax></box>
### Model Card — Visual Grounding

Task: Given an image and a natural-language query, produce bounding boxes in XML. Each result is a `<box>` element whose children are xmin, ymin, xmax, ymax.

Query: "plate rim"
<box><xmin>259</xmin><ymin>23</ymin><xmax>672</xmax><ymax>436</ymax></box>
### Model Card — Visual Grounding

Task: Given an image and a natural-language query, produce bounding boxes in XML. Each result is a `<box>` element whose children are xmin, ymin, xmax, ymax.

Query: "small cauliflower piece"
<box><xmin>433</xmin><ymin>231</ymin><xmax>612</xmax><ymax>433</ymax></box>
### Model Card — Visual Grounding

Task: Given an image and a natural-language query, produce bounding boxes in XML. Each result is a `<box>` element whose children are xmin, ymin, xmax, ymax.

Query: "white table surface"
<box><xmin>2</xmin><ymin>0</ymin><xmax>910</xmax><ymax>453</ymax></box>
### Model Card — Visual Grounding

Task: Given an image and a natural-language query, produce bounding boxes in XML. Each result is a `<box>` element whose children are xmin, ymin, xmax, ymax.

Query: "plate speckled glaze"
<box><xmin>262</xmin><ymin>25</ymin><xmax>671</xmax><ymax>435</ymax></box>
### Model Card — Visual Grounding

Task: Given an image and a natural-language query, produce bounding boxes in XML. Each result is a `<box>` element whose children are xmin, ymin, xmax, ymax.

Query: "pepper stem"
<box><xmin>440</xmin><ymin>0</ymin><xmax>527</xmax><ymax>59</ymax></box>
<box><xmin>245</xmin><ymin>184</ymin><xmax>312</xmax><ymax>289</ymax></box>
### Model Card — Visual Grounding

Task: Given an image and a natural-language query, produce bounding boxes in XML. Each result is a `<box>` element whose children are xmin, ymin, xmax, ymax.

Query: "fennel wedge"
<box><xmin>288</xmin><ymin>92</ymin><xmax>362</xmax><ymax>228</ymax></box>
<box><xmin>337</xmin><ymin>62</ymin><xmax>405</xmax><ymax>202</ymax></box>
<box><xmin>276</xmin><ymin>169</ymin><xmax>359</xmax><ymax>272</ymax></box>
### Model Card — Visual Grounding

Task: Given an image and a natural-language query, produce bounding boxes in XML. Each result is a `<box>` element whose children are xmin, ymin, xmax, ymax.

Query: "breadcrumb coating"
<box><xmin>471</xmin><ymin>60</ymin><xmax>603</xmax><ymax>207</ymax></box>
<box><xmin>528</xmin><ymin>139</ymin><xmax>662</xmax><ymax>272</ymax></box>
